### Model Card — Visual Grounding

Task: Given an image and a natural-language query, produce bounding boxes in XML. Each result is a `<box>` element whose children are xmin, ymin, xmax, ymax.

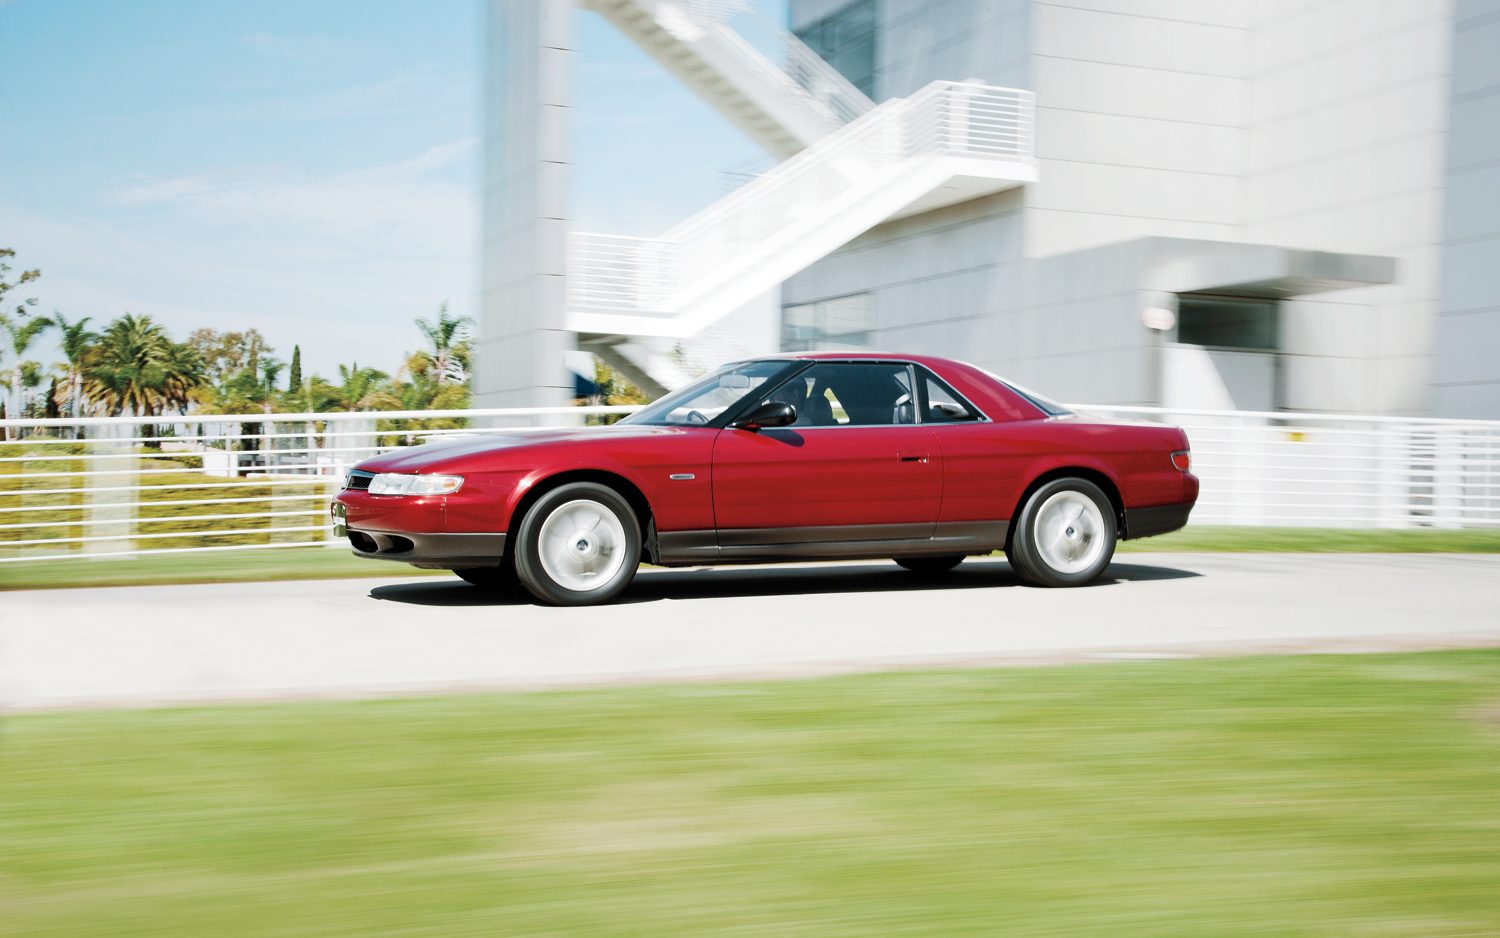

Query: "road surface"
<box><xmin>3</xmin><ymin>553</ymin><xmax>1497</xmax><ymax>710</ymax></box>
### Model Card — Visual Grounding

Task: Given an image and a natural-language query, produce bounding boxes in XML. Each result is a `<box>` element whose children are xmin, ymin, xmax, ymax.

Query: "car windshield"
<box><xmin>619</xmin><ymin>359</ymin><xmax>799</xmax><ymax>426</ymax></box>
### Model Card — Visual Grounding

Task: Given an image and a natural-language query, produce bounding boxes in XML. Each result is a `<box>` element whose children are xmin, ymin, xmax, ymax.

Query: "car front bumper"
<box><xmin>345</xmin><ymin>527</ymin><xmax>508</xmax><ymax>569</ymax></box>
<box><xmin>331</xmin><ymin>497</ymin><xmax>507</xmax><ymax>569</ymax></box>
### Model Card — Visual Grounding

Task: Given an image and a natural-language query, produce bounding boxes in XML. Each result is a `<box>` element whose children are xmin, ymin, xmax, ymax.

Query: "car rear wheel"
<box><xmin>514</xmin><ymin>482</ymin><xmax>641</xmax><ymax>606</ymax></box>
<box><xmin>895</xmin><ymin>555</ymin><xmax>964</xmax><ymax>574</ymax></box>
<box><xmin>1007</xmin><ymin>478</ymin><xmax>1117</xmax><ymax>587</ymax></box>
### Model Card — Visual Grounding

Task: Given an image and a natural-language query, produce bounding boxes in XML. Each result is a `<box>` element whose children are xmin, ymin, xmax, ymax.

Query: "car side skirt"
<box><xmin>656</xmin><ymin>521</ymin><xmax>1009</xmax><ymax>566</ymax></box>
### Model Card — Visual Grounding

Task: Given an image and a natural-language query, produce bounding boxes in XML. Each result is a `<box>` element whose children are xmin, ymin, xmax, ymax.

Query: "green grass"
<box><xmin>0</xmin><ymin>546</ymin><xmax>446</xmax><ymax>591</ymax></box>
<box><xmin>3</xmin><ymin>652</ymin><xmax>1499</xmax><ymax>936</ymax></box>
<box><xmin>1116</xmin><ymin>525</ymin><xmax>1500</xmax><ymax>553</ymax></box>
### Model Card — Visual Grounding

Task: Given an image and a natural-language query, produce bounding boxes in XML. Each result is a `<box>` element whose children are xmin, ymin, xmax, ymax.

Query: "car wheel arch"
<box><xmin>1005</xmin><ymin>465</ymin><xmax>1124</xmax><ymax>551</ymax></box>
<box><xmin>505</xmin><ymin>469</ymin><xmax>654</xmax><ymax>562</ymax></box>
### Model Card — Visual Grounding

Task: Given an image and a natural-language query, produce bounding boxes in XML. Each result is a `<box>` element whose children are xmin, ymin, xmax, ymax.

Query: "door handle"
<box><xmin>898</xmin><ymin>453</ymin><xmax>929</xmax><ymax>463</ymax></box>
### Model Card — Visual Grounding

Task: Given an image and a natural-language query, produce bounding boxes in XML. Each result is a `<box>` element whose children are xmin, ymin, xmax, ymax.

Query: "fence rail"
<box><xmin>1</xmin><ymin>404</ymin><xmax>1495</xmax><ymax>564</ymax></box>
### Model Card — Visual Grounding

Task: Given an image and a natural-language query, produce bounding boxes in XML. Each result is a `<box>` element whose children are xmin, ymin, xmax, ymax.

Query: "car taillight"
<box><xmin>1171</xmin><ymin>450</ymin><xmax>1192</xmax><ymax>471</ymax></box>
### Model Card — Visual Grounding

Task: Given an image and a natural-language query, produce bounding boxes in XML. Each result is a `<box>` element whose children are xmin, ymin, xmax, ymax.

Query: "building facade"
<box><xmin>479</xmin><ymin>0</ymin><xmax>1500</xmax><ymax>418</ymax></box>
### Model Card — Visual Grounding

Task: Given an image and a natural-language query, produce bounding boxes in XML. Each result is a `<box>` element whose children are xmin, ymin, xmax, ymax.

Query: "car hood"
<box><xmin>352</xmin><ymin>424</ymin><xmax>692</xmax><ymax>473</ymax></box>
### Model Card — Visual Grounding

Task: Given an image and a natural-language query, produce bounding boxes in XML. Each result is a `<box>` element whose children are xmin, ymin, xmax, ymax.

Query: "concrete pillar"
<box><xmin>473</xmin><ymin>0</ymin><xmax>576</xmax><ymax>417</ymax></box>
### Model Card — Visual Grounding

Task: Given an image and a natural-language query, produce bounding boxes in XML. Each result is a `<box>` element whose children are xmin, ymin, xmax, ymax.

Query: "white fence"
<box><xmin>0</xmin><ymin>404</ymin><xmax>1496</xmax><ymax>564</ymax></box>
<box><xmin>1078</xmin><ymin>405</ymin><xmax>1500</xmax><ymax>528</ymax></box>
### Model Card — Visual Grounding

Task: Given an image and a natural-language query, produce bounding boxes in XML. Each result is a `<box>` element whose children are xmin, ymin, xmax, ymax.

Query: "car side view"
<box><xmin>333</xmin><ymin>353</ymin><xmax>1198</xmax><ymax>605</ymax></box>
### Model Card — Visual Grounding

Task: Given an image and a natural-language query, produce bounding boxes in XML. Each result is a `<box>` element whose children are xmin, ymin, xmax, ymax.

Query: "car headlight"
<box><xmin>367</xmin><ymin>473</ymin><xmax>464</xmax><ymax>496</ymax></box>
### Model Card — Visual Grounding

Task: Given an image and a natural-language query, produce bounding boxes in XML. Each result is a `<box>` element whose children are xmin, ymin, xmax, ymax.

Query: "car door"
<box><xmin>711</xmin><ymin>361</ymin><xmax>942</xmax><ymax>547</ymax></box>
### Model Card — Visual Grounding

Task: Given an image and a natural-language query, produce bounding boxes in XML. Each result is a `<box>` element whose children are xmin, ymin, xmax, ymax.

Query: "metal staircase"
<box><xmin>572</xmin><ymin>2</ymin><xmax>1038</xmax><ymax>390</ymax></box>
<box><xmin>578</xmin><ymin>0</ymin><xmax>873</xmax><ymax>157</ymax></box>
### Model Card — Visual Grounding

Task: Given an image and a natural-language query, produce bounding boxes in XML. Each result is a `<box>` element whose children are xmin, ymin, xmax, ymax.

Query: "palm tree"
<box><xmin>50</xmin><ymin>313</ymin><xmax>97</xmax><ymax>422</ymax></box>
<box><xmin>159</xmin><ymin>341</ymin><xmax>206</xmax><ymax>415</ymax></box>
<box><xmin>1</xmin><ymin>313</ymin><xmax>53</xmax><ymax>439</ymax></box>
<box><xmin>413</xmin><ymin>304</ymin><xmax>473</xmax><ymax>386</ymax></box>
<box><xmin>82</xmin><ymin>314</ymin><xmax>204</xmax><ymax>430</ymax></box>
<box><xmin>82</xmin><ymin>314</ymin><xmax>169</xmax><ymax>417</ymax></box>
<box><xmin>336</xmin><ymin>362</ymin><xmax>396</xmax><ymax>411</ymax></box>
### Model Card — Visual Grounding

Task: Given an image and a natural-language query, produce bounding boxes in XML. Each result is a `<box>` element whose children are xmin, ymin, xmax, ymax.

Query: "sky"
<box><xmin>0</xmin><ymin>0</ymin><xmax>785</xmax><ymax>380</ymax></box>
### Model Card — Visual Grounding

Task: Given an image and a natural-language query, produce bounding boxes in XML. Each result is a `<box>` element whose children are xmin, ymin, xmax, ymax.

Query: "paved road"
<box><xmin>3</xmin><ymin>553</ymin><xmax>1498</xmax><ymax>710</ymax></box>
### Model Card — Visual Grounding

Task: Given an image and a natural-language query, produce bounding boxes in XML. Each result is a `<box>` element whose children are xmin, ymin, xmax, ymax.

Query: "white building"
<box><xmin>475</xmin><ymin>0</ymin><xmax>1500</xmax><ymax>418</ymax></box>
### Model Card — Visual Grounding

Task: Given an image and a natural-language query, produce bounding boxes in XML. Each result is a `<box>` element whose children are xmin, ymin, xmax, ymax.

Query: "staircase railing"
<box><xmin>665</xmin><ymin>0</ymin><xmax>874</xmax><ymax>125</ymax></box>
<box><xmin>567</xmin><ymin>81</ymin><xmax>1035</xmax><ymax>319</ymax></box>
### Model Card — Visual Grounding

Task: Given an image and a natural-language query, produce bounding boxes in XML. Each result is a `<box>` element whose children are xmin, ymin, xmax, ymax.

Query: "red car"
<box><xmin>333</xmin><ymin>353</ymin><xmax>1197</xmax><ymax>605</ymax></box>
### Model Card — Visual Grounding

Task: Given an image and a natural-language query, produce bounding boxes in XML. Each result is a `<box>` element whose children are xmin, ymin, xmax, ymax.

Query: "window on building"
<box><xmin>1175</xmin><ymin>295</ymin><xmax>1279</xmax><ymax>350</ymax></box>
<box><xmin>783</xmin><ymin>292</ymin><xmax>872</xmax><ymax>351</ymax></box>
<box><xmin>794</xmin><ymin>0</ymin><xmax>878</xmax><ymax>97</ymax></box>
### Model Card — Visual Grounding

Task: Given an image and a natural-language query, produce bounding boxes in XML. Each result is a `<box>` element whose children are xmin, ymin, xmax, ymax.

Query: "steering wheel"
<box><xmin>683</xmin><ymin>410</ymin><xmax>709</xmax><ymax>425</ymax></box>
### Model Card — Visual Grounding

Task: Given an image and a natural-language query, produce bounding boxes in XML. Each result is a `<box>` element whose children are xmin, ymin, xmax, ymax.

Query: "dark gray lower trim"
<box><xmin>1122</xmin><ymin>502</ymin><xmax>1194</xmax><ymax>540</ymax></box>
<box><xmin>655</xmin><ymin>529</ymin><xmax>718</xmax><ymax>564</ymax></box>
<box><xmin>348</xmin><ymin>528</ymin><xmax>507</xmax><ymax>569</ymax></box>
<box><xmin>657</xmin><ymin>521</ymin><xmax>1009</xmax><ymax>566</ymax></box>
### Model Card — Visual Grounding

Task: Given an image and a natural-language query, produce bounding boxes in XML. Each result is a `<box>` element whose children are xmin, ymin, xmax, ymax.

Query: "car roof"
<box><xmin>754</xmin><ymin>351</ymin><xmax>959</xmax><ymax>368</ymax></box>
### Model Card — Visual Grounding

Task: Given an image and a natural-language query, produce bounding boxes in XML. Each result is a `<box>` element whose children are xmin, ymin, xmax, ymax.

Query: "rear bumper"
<box><xmin>1122</xmin><ymin>501</ymin><xmax>1194</xmax><ymax>540</ymax></box>
<box><xmin>345</xmin><ymin>527</ymin><xmax>507</xmax><ymax>569</ymax></box>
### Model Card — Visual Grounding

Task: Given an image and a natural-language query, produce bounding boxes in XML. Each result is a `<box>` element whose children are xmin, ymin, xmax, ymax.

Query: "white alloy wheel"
<box><xmin>537</xmin><ymin>498</ymin><xmax>629</xmax><ymax>592</ymax></box>
<box><xmin>1032</xmin><ymin>489</ymin><xmax>1107</xmax><ymax>575</ymax></box>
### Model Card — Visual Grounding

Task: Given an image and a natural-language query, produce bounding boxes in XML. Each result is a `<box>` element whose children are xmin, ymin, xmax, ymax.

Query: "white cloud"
<box><xmin>6</xmin><ymin>140</ymin><xmax>479</xmax><ymax>379</ymax></box>
<box><xmin>106</xmin><ymin>138</ymin><xmax>477</xmax><ymax>257</ymax></box>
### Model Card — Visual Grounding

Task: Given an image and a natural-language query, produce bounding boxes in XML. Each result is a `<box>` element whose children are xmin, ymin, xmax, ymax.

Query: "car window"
<box><xmin>621</xmin><ymin>360</ymin><xmax>796</xmax><ymax>426</ymax></box>
<box><xmin>921</xmin><ymin>371</ymin><xmax>979</xmax><ymax>422</ymax></box>
<box><xmin>759</xmin><ymin>362</ymin><xmax>917</xmax><ymax>427</ymax></box>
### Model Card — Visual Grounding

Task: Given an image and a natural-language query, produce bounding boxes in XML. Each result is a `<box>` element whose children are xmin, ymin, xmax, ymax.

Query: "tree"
<box><xmin>336</xmin><ymin>362</ymin><xmax>398</xmax><ymax>411</ymax></box>
<box><xmin>50</xmin><ymin>313</ymin><xmax>97</xmax><ymax>421</ymax></box>
<box><xmin>413</xmin><ymin>304</ymin><xmax>473</xmax><ymax>386</ymax></box>
<box><xmin>288</xmin><ymin>345</ymin><xmax>302</xmax><ymax>394</ymax></box>
<box><xmin>1</xmin><ymin>313</ymin><xmax>52</xmax><ymax>439</ymax></box>
<box><xmin>82</xmin><ymin>314</ymin><xmax>204</xmax><ymax>420</ymax></box>
<box><xmin>0</xmin><ymin>248</ymin><xmax>41</xmax><ymax>322</ymax></box>
<box><xmin>186</xmin><ymin>328</ymin><xmax>271</xmax><ymax>394</ymax></box>
<box><xmin>258</xmin><ymin>356</ymin><xmax>285</xmax><ymax>415</ymax></box>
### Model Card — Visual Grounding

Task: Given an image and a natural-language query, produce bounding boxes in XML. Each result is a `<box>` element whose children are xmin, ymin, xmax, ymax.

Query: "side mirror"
<box><xmin>732</xmin><ymin>400</ymin><xmax>796</xmax><ymax>430</ymax></box>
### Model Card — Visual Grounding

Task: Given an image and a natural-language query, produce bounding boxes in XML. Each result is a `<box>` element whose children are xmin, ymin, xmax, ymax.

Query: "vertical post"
<box><xmin>1376</xmin><ymin>421</ymin><xmax>1409</xmax><ymax>528</ymax></box>
<box><xmin>267</xmin><ymin>418</ymin><xmax>300</xmax><ymax>546</ymax></box>
<box><xmin>84</xmin><ymin>421</ymin><xmax>137</xmax><ymax>556</ymax></box>
<box><xmin>1433</xmin><ymin>426</ymin><xmax>1462</xmax><ymax>528</ymax></box>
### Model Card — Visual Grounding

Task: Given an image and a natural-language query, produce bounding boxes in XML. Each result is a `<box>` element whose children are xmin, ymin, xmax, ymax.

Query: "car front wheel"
<box><xmin>513</xmin><ymin>482</ymin><xmax>641</xmax><ymax>606</ymax></box>
<box><xmin>1007</xmin><ymin>478</ymin><xmax>1117</xmax><ymax>587</ymax></box>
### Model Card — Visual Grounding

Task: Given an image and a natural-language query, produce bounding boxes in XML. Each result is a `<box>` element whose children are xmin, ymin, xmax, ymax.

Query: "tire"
<box><xmin>1006</xmin><ymin>478</ymin><xmax>1117</xmax><ymax>587</ymax></box>
<box><xmin>895</xmin><ymin>555</ymin><xmax>965</xmax><ymax>574</ymax></box>
<box><xmin>513</xmin><ymin>482</ymin><xmax>642</xmax><ymax>606</ymax></box>
<box><xmin>454</xmin><ymin>566</ymin><xmax>516</xmax><ymax>590</ymax></box>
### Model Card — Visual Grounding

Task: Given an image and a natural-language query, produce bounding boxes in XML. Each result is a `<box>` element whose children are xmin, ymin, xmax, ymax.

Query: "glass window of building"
<box><xmin>782</xmin><ymin>293</ymin><xmax>872</xmax><ymax>351</ymax></box>
<box><xmin>794</xmin><ymin>0</ymin><xmax>878</xmax><ymax>97</ymax></box>
<box><xmin>1175</xmin><ymin>295</ymin><xmax>1280</xmax><ymax>350</ymax></box>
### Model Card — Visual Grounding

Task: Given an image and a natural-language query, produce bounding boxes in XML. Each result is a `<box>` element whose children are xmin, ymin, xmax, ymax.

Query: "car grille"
<box><xmin>345</xmin><ymin>469</ymin><xmax>375</xmax><ymax>491</ymax></box>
